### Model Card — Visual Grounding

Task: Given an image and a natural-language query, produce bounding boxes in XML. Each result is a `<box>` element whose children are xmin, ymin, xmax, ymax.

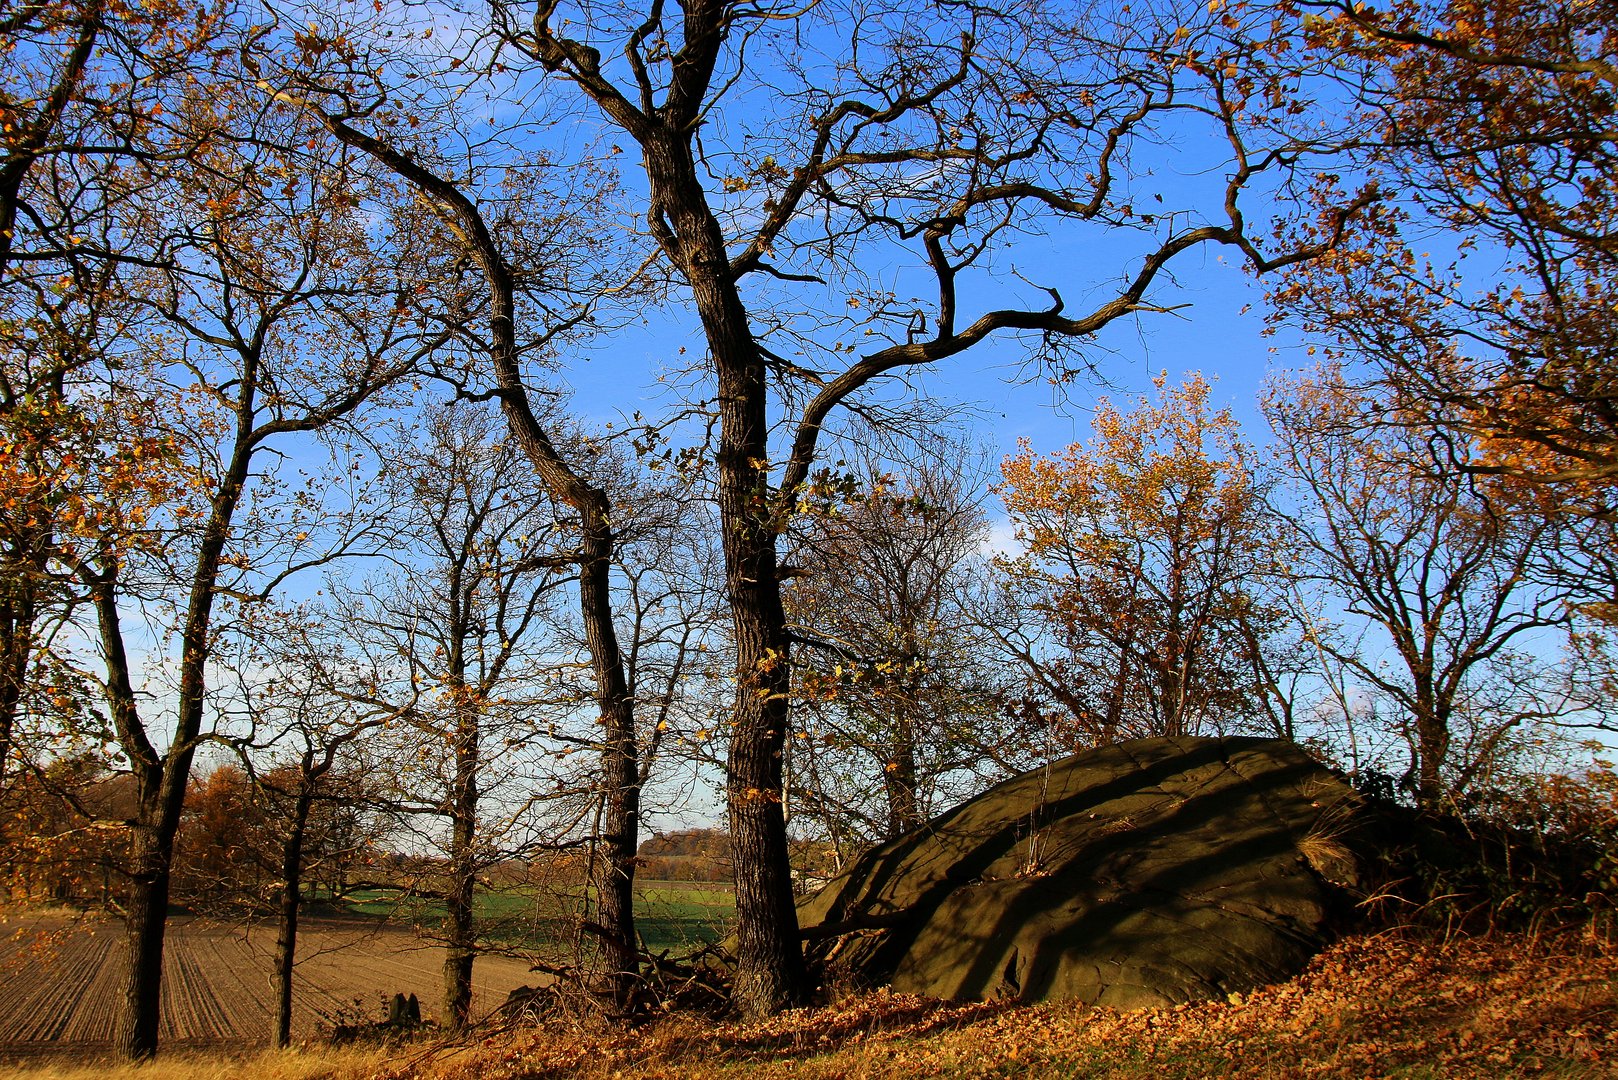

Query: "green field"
<box><xmin>633</xmin><ymin>882</ymin><xmax>735</xmax><ymax>955</ymax></box>
<box><xmin>338</xmin><ymin>880</ymin><xmax>735</xmax><ymax>957</ymax></box>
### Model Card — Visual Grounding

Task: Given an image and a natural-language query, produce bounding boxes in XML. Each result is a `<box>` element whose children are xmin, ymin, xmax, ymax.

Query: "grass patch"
<box><xmin>634</xmin><ymin>882</ymin><xmax>734</xmax><ymax>955</ymax></box>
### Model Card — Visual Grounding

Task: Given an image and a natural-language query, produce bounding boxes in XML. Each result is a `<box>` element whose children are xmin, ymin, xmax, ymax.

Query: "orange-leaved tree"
<box><xmin>996</xmin><ymin>373</ymin><xmax>1294</xmax><ymax>745</ymax></box>
<box><xmin>1276</xmin><ymin>0</ymin><xmax>1618</xmax><ymax>504</ymax></box>
<box><xmin>0</xmin><ymin>0</ymin><xmax>220</xmax><ymax>793</ymax></box>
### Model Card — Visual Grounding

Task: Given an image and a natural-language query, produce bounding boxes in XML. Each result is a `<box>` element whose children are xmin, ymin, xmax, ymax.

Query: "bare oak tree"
<box><xmin>1266</xmin><ymin>367</ymin><xmax>1609</xmax><ymax>807</ymax></box>
<box><xmin>468</xmin><ymin>0</ymin><xmax>1371</xmax><ymax>1012</ymax></box>
<box><xmin>328</xmin><ymin>402</ymin><xmax>574</xmax><ymax>1031</ymax></box>
<box><xmin>785</xmin><ymin>448</ymin><xmax>1005</xmax><ymax>849</ymax></box>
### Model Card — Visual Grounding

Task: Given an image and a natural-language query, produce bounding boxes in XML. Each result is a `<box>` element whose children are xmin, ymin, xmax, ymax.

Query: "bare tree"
<box><xmin>312</xmin><ymin>402</ymin><xmax>575</xmax><ymax>1030</ymax></box>
<box><xmin>238</xmin><ymin>49</ymin><xmax>667</xmax><ymax>1002</ymax></box>
<box><xmin>203</xmin><ymin>605</ymin><xmax>409</xmax><ymax>1049</ymax></box>
<box><xmin>784</xmin><ymin>447</ymin><xmax>1006</xmax><ymax>850</ymax></box>
<box><xmin>1266</xmin><ymin>367</ymin><xmax>1610</xmax><ymax>808</ymax></box>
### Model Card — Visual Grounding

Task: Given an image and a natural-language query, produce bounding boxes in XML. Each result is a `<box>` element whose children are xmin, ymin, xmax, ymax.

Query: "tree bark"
<box><xmin>95</xmin><ymin>417</ymin><xmax>253</xmax><ymax>1060</ymax></box>
<box><xmin>119</xmin><ymin>823</ymin><xmax>173</xmax><ymax>1062</ymax></box>
<box><xmin>640</xmin><ymin>130</ymin><xmax>810</xmax><ymax>1015</ymax></box>
<box><xmin>586</xmin><ymin>539</ymin><xmax>641</xmax><ymax>1004</ymax></box>
<box><xmin>1415</xmin><ymin>709</ymin><xmax>1450</xmax><ymax>811</ymax></box>
<box><xmin>0</xmin><ymin>548</ymin><xmax>40</xmax><ymax>792</ymax></box>
<box><xmin>443</xmin><ymin>696</ymin><xmax>478</xmax><ymax>1032</ymax></box>
<box><xmin>883</xmin><ymin>711</ymin><xmax>920</xmax><ymax>840</ymax></box>
<box><xmin>274</xmin><ymin>786</ymin><xmax>313</xmax><ymax>1049</ymax></box>
<box><xmin>88</xmin><ymin>557</ymin><xmax>182</xmax><ymax>1064</ymax></box>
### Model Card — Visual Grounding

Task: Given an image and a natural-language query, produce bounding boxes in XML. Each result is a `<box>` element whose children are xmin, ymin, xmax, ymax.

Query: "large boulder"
<box><xmin>798</xmin><ymin>736</ymin><xmax>1365</xmax><ymax>1009</ymax></box>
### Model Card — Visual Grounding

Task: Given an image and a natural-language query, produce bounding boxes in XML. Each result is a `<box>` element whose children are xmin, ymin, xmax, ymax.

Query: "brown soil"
<box><xmin>0</xmin><ymin>912</ymin><xmax>540</xmax><ymax>1065</ymax></box>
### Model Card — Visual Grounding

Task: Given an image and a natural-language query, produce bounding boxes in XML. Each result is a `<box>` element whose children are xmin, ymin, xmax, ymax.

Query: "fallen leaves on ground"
<box><xmin>379</xmin><ymin>929</ymin><xmax>1617</xmax><ymax>1080</ymax></box>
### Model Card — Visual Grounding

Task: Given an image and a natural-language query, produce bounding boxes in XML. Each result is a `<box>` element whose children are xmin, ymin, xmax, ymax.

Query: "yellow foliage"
<box><xmin>996</xmin><ymin>373</ymin><xmax>1284</xmax><ymax>741</ymax></box>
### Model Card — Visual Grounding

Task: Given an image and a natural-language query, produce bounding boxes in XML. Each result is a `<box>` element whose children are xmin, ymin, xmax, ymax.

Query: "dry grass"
<box><xmin>4</xmin><ymin>931</ymin><xmax>1615</xmax><ymax>1080</ymax></box>
<box><xmin>0</xmin><ymin>1044</ymin><xmax>395</xmax><ymax>1080</ymax></box>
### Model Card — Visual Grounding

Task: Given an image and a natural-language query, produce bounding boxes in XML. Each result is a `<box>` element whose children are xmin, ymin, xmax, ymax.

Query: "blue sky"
<box><xmin>554</xmin><ymin>215</ymin><xmax>1287</xmax><ymax>506</ymax></box>
<box><xmin>365</xmin><ymin>0</ymin><xmax>1331</xmax><ymax>498</ymax></box>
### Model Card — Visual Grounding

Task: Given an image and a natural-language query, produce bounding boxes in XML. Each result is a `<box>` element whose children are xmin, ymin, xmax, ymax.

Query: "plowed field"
<box><xmin>0</xmin><ymin>914</ymin><xmax>541</xmax><ymax>1064</ymax></box>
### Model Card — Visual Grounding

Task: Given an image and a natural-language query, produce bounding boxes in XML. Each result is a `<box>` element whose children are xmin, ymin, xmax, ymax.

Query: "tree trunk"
<box><xmin>93</xmin><ymin>569</ymin><xmax>182</xmax><ymax>1063</ymax></box>
<box><xmin>593</xmin><ymin>727</ymin><xmax>640</xmax><ymax>1002</ymax></box>
<box><xmin>104</xmin><ymin>432</ymin><xmax>249</xmax><ymax>1060</ymax></box>
<box><xmin>1415</xmin><ymin>710</ymin><xmax>1450</xmax><ymax>811</ymax></box>
<box><xmin>883</xmin><ymin>711</ymin><xmax>920</xmax><ymax>840</ymax></box>
<box><xmin>442</xmin><ymin>943</ymin><xmax>473</xmax><ymax>1034</ymax></box>
<box><xmin>0</xmin><ymin>561</ymin><xmax>37</xmax><ymax>792</ymax></box>
<box><xmin>640</xmin><ymin>129</ymin><xmax>810</xmax><ymax>1016</ymax></box>
<box><xmin>273</xmin><ymin>788</ymin><xmax>313</xmax><ymax>1050</ymax></box>
<box><xmin>558</xmin><ymin>509</ymin><xmax>640</xmax><ymax>1004</ymax></box>
<box><xmin>588</xmin><ymin>521</ymin><xmax>641</xmax><ymax>1004</ymax></box>
<box><xmin>443</xmin><ymin>700</ymin><xmax>478</xmax><ymax>1033</ymax></box>
<box><xmin>119</xmin><ymin>822</ymin><xmax>173</xmax><ymax>1061</ymax></box>
<box><xmin>711</xmin><ymin>275</ymin><xmax>809</xmax><ymax>1017</ymax></box>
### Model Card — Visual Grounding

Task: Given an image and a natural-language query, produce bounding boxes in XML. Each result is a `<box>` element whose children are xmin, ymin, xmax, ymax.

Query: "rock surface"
<box><xmin>798</xmin><ymin>736</ymin><xmax>1364</xmax><ymax>1009</ymax></box>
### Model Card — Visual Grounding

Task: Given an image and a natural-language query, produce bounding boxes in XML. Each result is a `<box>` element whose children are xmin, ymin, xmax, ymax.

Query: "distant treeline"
<box><xmin>636</xmin><ymin>829</ymin><xmax>733</xmax><ymax>882</ymax></box>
